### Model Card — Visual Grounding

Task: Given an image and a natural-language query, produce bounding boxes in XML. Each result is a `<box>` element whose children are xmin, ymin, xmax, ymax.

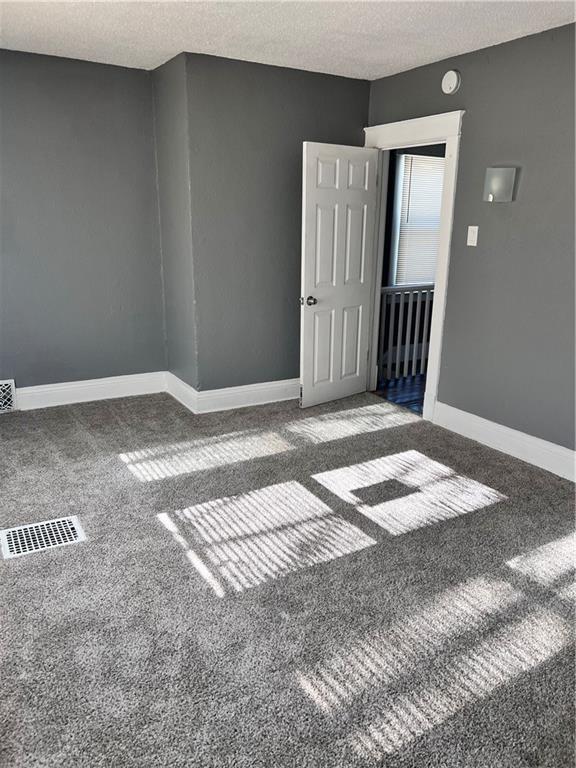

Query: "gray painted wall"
<box><xmin>2</xmin><ymin>30</ymin><xmax>573</xmax><ymax>453</ymax></box>
<box><xmin>153</xmin><ymin>55</ymin><xmax>199</xmax><ymax>388</ymax></box>
<box><xmin>185</xmin><ymin>54</ymin><xmax>369</xmax><ymax>390</ymax></box>
<box><xmin>369</xmin><ymin>24</ymin><xmax>575</xmax><ymax>449</ymax></box>
<box><xmin>0</xmin><ymin>50</ymin><xmax>164</xmax><ymax>387</ymax></box>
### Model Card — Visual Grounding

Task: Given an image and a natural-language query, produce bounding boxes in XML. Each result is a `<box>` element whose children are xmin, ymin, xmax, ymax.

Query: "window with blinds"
<box><xmin>390</xmin><ymin>154</ymin><xmax>445</xmax><ymax>286</ymax></box>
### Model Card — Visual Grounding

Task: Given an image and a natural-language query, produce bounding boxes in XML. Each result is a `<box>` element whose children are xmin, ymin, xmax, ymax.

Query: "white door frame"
<box><xmin>364</xmin><ymin>110</ymin><xmax>465</xmax><ymax>422</ymax></box>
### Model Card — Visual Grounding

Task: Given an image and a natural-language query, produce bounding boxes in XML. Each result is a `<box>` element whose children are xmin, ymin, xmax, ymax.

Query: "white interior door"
<box><xmin>300</xmin><ymin>142</ymin><xmax>379</xmax><ymax>408</ymax></box>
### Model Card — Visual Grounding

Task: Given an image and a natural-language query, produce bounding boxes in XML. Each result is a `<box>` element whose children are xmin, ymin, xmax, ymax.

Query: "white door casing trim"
<box><xmin>364</xmin><ymin>111</ymin><xmax>465</xmax><ymax>151</ymax></box>
<box><xmin>364</xmin><ymin>110</ymin><xmax>465</xmax><ymax>421</ymax></box>
<box><xmin>434</xmin><ymin>401</ymin><xmax>575</xmax><ymax>482</ymax></box>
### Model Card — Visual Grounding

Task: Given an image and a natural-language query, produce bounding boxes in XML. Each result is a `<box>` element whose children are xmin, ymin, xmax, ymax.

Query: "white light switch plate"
<box><xmin>467</xmin><ymin>226</ymin><xmax>479</xmax><ymax>246</ymax></box>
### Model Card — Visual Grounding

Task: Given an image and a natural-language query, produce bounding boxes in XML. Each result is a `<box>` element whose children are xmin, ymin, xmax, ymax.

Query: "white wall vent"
<box><xmin>0</xmin><ymin>380</ymin><xmax>16</xmax><ymax>413</ymax></box>
<box><xmin>0</xmin><ymin>516</ymin><xmax>86</xmax><ymax>559</ymax></box>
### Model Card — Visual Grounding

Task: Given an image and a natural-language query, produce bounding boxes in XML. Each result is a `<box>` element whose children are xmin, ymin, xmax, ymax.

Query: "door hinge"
<box><xmin>299</xmin><ymin>386</ymin><xmax>303</xmax><ymax>406</ymax></box>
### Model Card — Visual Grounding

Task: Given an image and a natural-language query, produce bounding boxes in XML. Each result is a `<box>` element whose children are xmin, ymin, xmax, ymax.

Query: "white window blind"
<box><xmin>390</xmin><ymin>154</ymin><xmax>445</xmax><ymax>286</ymax></box>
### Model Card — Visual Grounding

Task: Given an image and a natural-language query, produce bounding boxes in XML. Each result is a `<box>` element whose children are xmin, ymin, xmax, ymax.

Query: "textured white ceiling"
<box><xmin>0</xmin><ymin>1</ymin><xmax>573</xmax><ymax>80</ymax></box>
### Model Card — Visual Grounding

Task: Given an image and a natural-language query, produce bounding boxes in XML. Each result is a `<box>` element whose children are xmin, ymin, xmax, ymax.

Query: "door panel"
<box><xmin>341</xmin><ymin>305</ymin><xmax>362</xmax><ymax>378</ymax></box>
<box><xmin>344</xmin><ymin>203</ymin><xmax>367</xmax><ymax>284</ymax></box>
<box><xmin>347</xmin><ymin>158</ymin><xmax>370</xmax><ymax>191</ymax></box>
<box><xmin>317</xmin><ymin>156</ymin><xmax>339</xmax><ymax>188</ymax></box>
<box><xmin>313</xmin><ymin>310</ymin><xmax>333</xmax><ymax>385</ymax></box>
<box><xmin>315</xmin><ymin>205</ymin><xmax>337</xmax><ymax>287</ymax></box>
<box><xmin>300</xmin><ymin>143</ymin><xmax>379</xmax><ymax>408</ymax></box>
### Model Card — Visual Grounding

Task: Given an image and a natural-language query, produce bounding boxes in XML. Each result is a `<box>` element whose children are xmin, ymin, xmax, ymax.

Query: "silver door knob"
<box><xmin>306</xmin><ymin>296</ymin><xmax>318</xmax><ymax>306</ymax></box>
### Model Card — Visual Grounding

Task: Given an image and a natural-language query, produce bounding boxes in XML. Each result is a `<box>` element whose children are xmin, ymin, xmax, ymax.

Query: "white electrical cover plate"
<box><xmin>467</xmin><ymin>226</ymin><xmax>479</xmax><ymax>246</ymax></box>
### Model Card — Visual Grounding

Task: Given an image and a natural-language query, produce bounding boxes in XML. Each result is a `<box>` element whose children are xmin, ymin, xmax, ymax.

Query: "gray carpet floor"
<box><xmin>0</xmin><ymin>392</ymin><xmax>573</xmax><ymax>767</ymax></box>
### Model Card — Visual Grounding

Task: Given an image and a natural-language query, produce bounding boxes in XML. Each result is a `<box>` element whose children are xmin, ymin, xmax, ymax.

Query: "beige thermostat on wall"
<box><xmin>442</xmin><ymin>70</ymin><xmax>461</xmax><ymax>94</ymax></box>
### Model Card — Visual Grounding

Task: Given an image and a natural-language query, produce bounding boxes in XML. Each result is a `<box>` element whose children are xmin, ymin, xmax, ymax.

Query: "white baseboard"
<box><xmin>163</xmin><ymin>372</ymin><xmax>198</xmax><ymax>412</ymax></box>
<box><xmin>196</xmin><ymin>377</ymin><xmax>300</xmax><ymax>413</ymax></box>
<box><xmin>15</xmin><ymin>371</ymin><xmax>300</xmax><ymax>415</ymax></box>
<box><xmin>165</xmin><ymin>372</ymin><xmax>299</xmax><ymax>414</ymax></box>
<box><xmin>16</xmin><ymin>372</ymin><xmax>166</xmax><ymax>411</ymax></box>
<box><xmin>12</xmin><ymin>376</ymin><xmax>574</xmax><ymax>480</ymax></box>
<box><xmin>433</xmin><ymin>401</ymin><xmax>575</xmax><ymax>482</ymax></box>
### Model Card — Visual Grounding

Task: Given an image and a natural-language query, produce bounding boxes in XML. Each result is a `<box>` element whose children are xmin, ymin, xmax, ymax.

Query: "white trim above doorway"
<box><xmin>364</xmin><ymin>111</ymin><xmax>465</xmax><ymax>151</ymax></box>
<box><xmin>364</xmin><ymin>110</ymin><xmax>465</xmax><ymax>421</ymax></box>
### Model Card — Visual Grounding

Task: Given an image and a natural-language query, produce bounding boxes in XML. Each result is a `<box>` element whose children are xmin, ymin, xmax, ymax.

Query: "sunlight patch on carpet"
<box><xmin>158</xmin><ymin>481</ymin><xmax>376</xmax><ymax>595</ymax></box>
<box><xmin>348</xmin><ymin>607</ymin><xmax>570</xmax><ymax>758</ymax></box>
<box><xmin>297</xmin><ymin>574</ymin><xmax>524</xmax><ymax>715</ymax></box>
<box><xmin>285</xmin><ymin>402</ymin><xmax>419</xmax><ymax>444</ymax></box>
<box><xmin>507</xmin><ymin>533</ymin><xmax>575</xmax><ymax>600</ymax></box>
<box><xmin>313</xmin><ymin>450</ymin><xmax>506</xmax><ymax>535</ymax></box>
<box><xmin>119</xmin><ymin>429</ymin><xmax>293</xmax><ymax>481</ymax></box>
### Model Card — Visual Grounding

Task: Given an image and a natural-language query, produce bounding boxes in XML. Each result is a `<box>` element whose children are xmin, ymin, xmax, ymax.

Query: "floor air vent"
<box><xmin>0</xmin><ymin>516</ymin><xmax>86</xmax><ymax>559</ymax></box>
<box><xmin>0</xmin><ymin>380</ymin><xmax>16</xmax><ymax>413</ymax></box>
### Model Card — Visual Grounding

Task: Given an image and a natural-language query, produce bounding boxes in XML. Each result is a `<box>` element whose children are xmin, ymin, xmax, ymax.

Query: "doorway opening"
<box><xmin>300</xmin><ymin>112</ymin><xmax>464</xmax><ymax>417</ymax></box>
<box><xmin>365</xmin><ymin>112</ymin><xmax>464</xmax><ymax>421</ymax></box>
<box><xmin>375</xmin><ymin>144</ymin><xmax>446</xmax><ymax>415</ymax></box>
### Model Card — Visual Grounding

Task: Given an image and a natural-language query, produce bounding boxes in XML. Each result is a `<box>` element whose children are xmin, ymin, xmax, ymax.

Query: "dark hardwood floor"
<box><xmin>375</xmin><ymin>374</ymin><xmax>426</xmax><ymax>415</ymax></box>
